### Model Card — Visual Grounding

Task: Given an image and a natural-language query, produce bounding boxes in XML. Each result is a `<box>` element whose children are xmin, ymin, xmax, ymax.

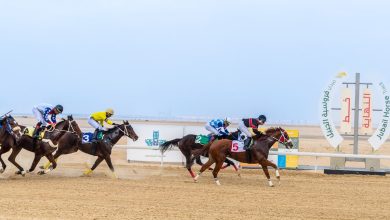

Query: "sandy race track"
<box><xmin>0</xmin><ymin>161</ymin><xmax>390</xmax><ymax>220</ymax></box>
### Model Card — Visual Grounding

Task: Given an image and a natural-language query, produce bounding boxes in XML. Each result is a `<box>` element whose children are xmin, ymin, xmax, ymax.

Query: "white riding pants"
<box><xmin>238</xmin><ymin>121</ymin><xmax>253</xmax><ymax>137</ymax></box>
<box><xmin>205</xmin><ymin>123</ymin><xmax>220</xmax><ymax>136</ymax></box>
<box><xmin>88</xmin><ymin>118</ymin><xmax>107</xmax><ymax>131</ymax></box>
<box><xmin>32</xmin><ymin>108</ymin><xmax>48</xmax><ymax>126</ymax></box>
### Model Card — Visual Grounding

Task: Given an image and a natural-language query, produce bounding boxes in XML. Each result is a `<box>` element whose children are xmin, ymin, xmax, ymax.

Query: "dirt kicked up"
<box><xmin>0</xmin><ymin>163</ymin><xmax>389</xmax><ymax>220</ymax></box>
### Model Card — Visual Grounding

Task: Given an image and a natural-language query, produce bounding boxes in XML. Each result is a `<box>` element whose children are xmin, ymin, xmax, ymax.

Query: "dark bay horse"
<box><xmin>160</xmin><ymin>131</ymin><xmax>240</xmax><ymax>179</ymax></box>
<box><xmin>0</xmin><ymin>115</ymin><xmax>75</xmax><ymax>176</ymax></box>
<box><xmin>41</xmin><ymin>120</ymin><xmax>138</xmax><ymax>178</ymax></box>
<box><xmin>194</xmin><ymin>127</ymin><xmax>293</xmax><ymax>187</ymax></box>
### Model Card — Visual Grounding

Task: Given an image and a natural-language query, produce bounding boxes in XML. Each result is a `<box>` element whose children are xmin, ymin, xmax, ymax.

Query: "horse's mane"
<box><xmin>264</xmin><ymin>127</ymin><xmax>283</xmax><ymax>135</ymax></box>
<box><xmin>105</xmin><ymin>124</ymin><xmax>122</xmax><ymax>133</ymax></box>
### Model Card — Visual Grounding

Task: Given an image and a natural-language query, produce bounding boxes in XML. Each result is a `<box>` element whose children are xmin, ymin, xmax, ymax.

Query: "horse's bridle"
<box><xmin>267</xmin><ymin>127</ymin><xmax>293</xmax><ymax>147</ymax></box>
<box><xmin>117</xmin><ymin>124</ymin><xmax>131</xmax><ymax>138</ymax></box>
<box><xmin>45</xmin><ymin>119</ymin><xmax>80</xmax><ymax>138</ymax></box>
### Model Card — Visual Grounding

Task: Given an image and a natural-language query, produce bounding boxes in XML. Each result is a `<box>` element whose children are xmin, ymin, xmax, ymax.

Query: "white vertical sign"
<box><xmin>340</xmin><ymin>88</ymin><xmax>352</xmax><ymax>133</ymax></box>
<box><xmin>369</xmin><ymin>82</ymin><xmax>390</xmax><ymax>150</ymax></box>
<box><xmin>319</xmin><ymin>77</ymin><xmax>344</xmax><ymax>148</ymax></box>
<box><xmin>361</xmin><ymin>88</ymin><xmax>373</xmax><ymax>134</ymax></box>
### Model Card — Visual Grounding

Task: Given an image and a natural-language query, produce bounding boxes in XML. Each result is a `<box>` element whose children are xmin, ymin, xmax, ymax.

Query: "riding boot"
<box><xmin>243</xmin><ymin>137</ymin><xmax>252</xmax><ymax>150</ymax></box>
<box><xmin>92</xmin><ymin>129</ymin><xmax>99</xmax><ymax>143</ymax></box>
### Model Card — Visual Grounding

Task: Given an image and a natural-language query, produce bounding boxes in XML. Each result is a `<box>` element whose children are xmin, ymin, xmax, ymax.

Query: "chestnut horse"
<box><xmin>160</xmin><ymin>131</ymin><xmax>240</xmax><ymax>179</ymax></box>
<box><xmin>194</xmin><ymin>127</ymin><xmax>293</xmax><ymax>187</ymax></box>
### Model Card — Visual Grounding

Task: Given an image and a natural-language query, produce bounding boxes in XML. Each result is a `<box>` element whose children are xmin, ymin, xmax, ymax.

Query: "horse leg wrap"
<box><xmin>214</xmin><ymin>178</ymin><xmax>221</xmax><ymax>186</ymax></box>
<box><xmin>194</xmin><ymin>172</ymin><xmax>202</xmax><ymax>182</ymax></box>
<box><xmin>111</xmin><ymin>172</ymin><xmax>118</xmax><ymax>179</ymax></box>
<box><xmin>84</xmin><ymin>169</ymin><xmax>93</xmax><ymax>175</ymax></box>
<box><xmin>232</xmin><ymin>164</ymin><xmax>238</xmax><ymax>172</ymax></box>
<box><xmin>189</xmin><ymin>170</ymin><xmax>195</xmax><ymax>178</ymax></box>
<box><xmin>268</xmin><ymin>179</ymin><xmax>274</xmax><ymax>187</ymax></box>
<box><xmin>43</xmin><ymin>161</ymin><xmax>52</xmax><ymax>170</ymax></box>
<box><xmin>221</xmin><ymin>164</ymin><xmax>229</xmax><ymax>170</ymax></box>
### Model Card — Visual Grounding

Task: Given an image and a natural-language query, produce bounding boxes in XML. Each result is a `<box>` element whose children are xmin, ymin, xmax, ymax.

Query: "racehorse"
<box><xmin>194</xmin><ymin>127</ymin><xmax>293</xmax><ymax>187</ymax></box>
<box><xmin>160</xmin><ymin>131</ymin><xmax>241</xmax><ymax>179</ymax></box>
<box><xmin>0</xmin><ymin>115</ymin><xmax>75</xmax><ymax>176</ymax></box>
<box><xmin>41</xmin><ymin>120</ymin><xmax>138</xmax><ymax>178</ymax></box>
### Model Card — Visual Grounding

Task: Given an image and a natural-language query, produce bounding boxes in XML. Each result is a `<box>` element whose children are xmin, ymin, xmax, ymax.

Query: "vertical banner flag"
<box><xmin>319</xmin><ymin>73</ymin><xmax>345</xmax><ymax>148</ymax></box>
<box><xmin>340</xmin><ymin>88</ymin><xmax>352</xmax><ymax>134</ymax></box>
<box><xmin>361</xmin><ymin>88</ymin><xmax>373</xmax><ymax>134</ymax></box>
<box><xmin>369</xmin><ymin>82</ymin><xmax>390</xmax><ymax>150</ymax></box>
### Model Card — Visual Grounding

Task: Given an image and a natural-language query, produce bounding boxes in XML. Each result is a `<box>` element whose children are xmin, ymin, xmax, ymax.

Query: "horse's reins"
<box><xmin>264</xmin><ymin>128</ymin><xmax>293</xmax><ymax>147</ymax></box>
<box><xmin>44</xmin><ymin>120</ymin><xmax>80</xmax><ymax>138</ymax></box>
<box><xmin>117</xmin><ymin>124</ymin><xmax>130</xmax><ymax>137</ymax></box>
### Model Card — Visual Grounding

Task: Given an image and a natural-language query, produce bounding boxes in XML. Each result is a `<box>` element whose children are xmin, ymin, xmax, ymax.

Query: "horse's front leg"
<box><xmin>262</xmin><ymin>159</ymin><xmax>280</xmax><ymax>184</ymax></box>
<box><xmin>0</xmin><ymin>144</ymin><xmax>11</xmax><ymax>173</ymax></box>
<box><xmin>8</xmin><ymin>146</ymin><xmax>26</xmax><ymax>176</ymax></box>
<box><xmin>84</xmin><ymin>156</ymin><xmax>104</xmax><ymax>176</ymax></box>
<box><xmin>194</xmin><ymin>157</ymin><xmax>215</xmax><ymax>183</ymax></box>
<box><xmin>28</xmin><ymin>153</ymin><xmax>43</xmax><ymax>173</ymax></box>
<box><xmin>259</xmin><ymin>158</ymin><xmax>280</xmax><ymax>187</ymax></box>
<box><xmin>260</xmin><ymin>163</ymin><xmax>273</xmax><ymax>187</ymax></box>
<box><xmin>104</xmin><ymin>155</ymin><xmax>117</xmax><ymax>179</ymax></box>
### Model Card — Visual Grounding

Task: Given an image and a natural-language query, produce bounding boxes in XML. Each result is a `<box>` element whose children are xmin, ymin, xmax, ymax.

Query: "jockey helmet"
<box><xmin>258</xmin><ymin>115</ymin><xmax>267</xmax><ymax>123</ymax></box>
<box><xmin>55</xmin><ymin>105</ymin><xmax>63</xmax><ymax>113</ymax></box>
<box><xmin>224</xmin><ymin>117</ymin><xmax>232</xmax><ymax>126</ymax></box>
<box><xmin>106</xmin><ymin>108</ymin><xmax>114</xmax><ymax>115</ymax></box>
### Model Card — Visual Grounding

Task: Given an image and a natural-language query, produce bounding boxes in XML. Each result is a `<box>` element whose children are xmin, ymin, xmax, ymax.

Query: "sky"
<box><xmin>0</xmin><ymin>0</ymin><xmax>389</xmax><ymax>124</ymax></box>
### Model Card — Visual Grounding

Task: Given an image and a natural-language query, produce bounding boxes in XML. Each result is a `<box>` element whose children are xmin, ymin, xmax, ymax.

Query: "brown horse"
<box><xmin>194</xmin><ymin>127</ymin><xmax>293</xmax><ymax>187</ymax></box>
<box><xmin>41</xmin><ymin>120</ymin><xmax>138</xmax><ymax>178</ymax></box>
<box><xmin>160</xmin><ymin>131</ymin><xmax>240</xmax><ymax>179</ymax></box>
<box><xmin>0</xmin><ymin>115</ymin><xmax>75</xmax><ymax>176</ymax></box>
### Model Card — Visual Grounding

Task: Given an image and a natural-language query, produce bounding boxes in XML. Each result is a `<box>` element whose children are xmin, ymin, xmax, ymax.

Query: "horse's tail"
<box><xmin>160</xmin><ymin>138</ymin><xmax>181</xmax><ymax>154</ymax></box>
<box><xmin>192</xmin><ymin>142</ymin><xmax>212</xmax><ymax>158</ymax></box>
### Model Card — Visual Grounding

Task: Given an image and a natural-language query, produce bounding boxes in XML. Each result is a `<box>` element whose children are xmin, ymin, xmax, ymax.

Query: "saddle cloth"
<box><xmin>231</xmin><ymin>140</ymin><xmax>245</xmax><ymax>153</ymax></box>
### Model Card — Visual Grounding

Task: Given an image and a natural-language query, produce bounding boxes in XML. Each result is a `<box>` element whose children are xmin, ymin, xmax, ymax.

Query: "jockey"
<box><xmin>238</xmin><ymin>115</ymin><xmax>267</xmax><ymax>149</ymax></box>
<box><xmin>88</xmin><ymin>108</ymin><xmax>115</xmax><ymax>142</ymax></box>
<box><xmin>0</xmin><ymin>116</ymin><xmax>13</xmax><ymax>136</ymax></box>
<box><xmin>205</xmin><ymin>118</ymin><xmax>231</xmax><ymax>139</ymax></box>
<box><xmin>32</xmin><ymin>104</ymin><xmax>64</xmax><ymax>139</ymax></box>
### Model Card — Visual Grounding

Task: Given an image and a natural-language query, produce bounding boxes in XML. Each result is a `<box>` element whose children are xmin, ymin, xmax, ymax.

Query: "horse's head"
<box><xmin>265</xmin><ymin>127</ymin><xmax>294</xmax><ymax>149</ymax></box>
<box><xmin>119</xmin><ymin>120</ymin><xmax>138</xmax><ymax>141</ymax></box>
<box><xmin>1</xmin><ymin>115</ymin><xmax>23</xmax><ymax>141</ymax></box>
<box><xmin>67</xmin><ymin>115</ymin><xmax>74</xmax><ymax>121</ymax></box>
<box><xmin>66</xmin><ymin>115</ymin><xmax>82</xmax><ymax>136</ymax></box>
<box><xmin>45</xmin><ymin>115</ymin><xmax>82</xmax><ymax>142</ymax></box>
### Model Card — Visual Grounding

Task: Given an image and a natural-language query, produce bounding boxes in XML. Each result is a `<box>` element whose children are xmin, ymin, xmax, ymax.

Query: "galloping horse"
<box><xmin>194</xmin><ymin>127</ymin><xmax>293</xmax><ymax>187</ymax></box>
<box><xmin>41</xmin><ymin>120</ymin><xmax>138</xmax><ymax>178</ymax></box>
<box><xmin>160</xmin><ymin>131</ymin><xmax>240</xmax><ymax>179</ymax></box>
<box><xmin>0</xmin><ymin>115</ymin><xmax>75</xmax><ymax>176</ymax></box>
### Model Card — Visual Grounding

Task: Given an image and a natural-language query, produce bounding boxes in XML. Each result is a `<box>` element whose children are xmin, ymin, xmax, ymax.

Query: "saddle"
<box><xmin>23</xmin><ymin>127</ymin><xmax>45</xmax><ymax>139</ymax></box>
<box><xmin>195</xmin><ymin>134</ymin><xmax>210</xmax><ymax>145</ymax></box>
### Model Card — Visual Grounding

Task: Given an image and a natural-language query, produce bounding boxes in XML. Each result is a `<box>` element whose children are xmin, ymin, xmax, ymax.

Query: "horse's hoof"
<box><xmin>21</xmin><ymin>171</ymin><xmax>27</xmax><ymax>177</ymax></box>
<box><xmin>237</xmin><ymin>173</ymin><xmax>241</xmax><ymax>178</ymax></box>
<box><xmin>39</xmin><ymin>165</ymin><xmax>44</xmax><ymax>169</ymax></box>
<box><xmin>268</xmin><ymin>180</ymin><xmax>274</xmax><ymax>187</ymax></box>
<box><xmin>194</xmin><ymin>174</ymin><xmax>200</xmax><ymax>182</ymax></box>
<box><xmin>83</xmin><ymin>169</ymin><xmax>93</xmax><ymax>176</ymax></box>
<box><xmin>111</xmin><ymin>172</ymin><xmax>118</xmax><ymax>179</ymax></box>
<box><xmin>0</xmin><ymin>168</ymin><xmax>4</xmax><ymax>174</ymax></box>
<box><xmin>37</xmin><ymin>170</ymin><xmax>45</xmax><ymax>175</ymax></box>
<box><xmin>215</xmin><ymin>180</ymin><xmax>221</xmax><ymax>186</ymax></box>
